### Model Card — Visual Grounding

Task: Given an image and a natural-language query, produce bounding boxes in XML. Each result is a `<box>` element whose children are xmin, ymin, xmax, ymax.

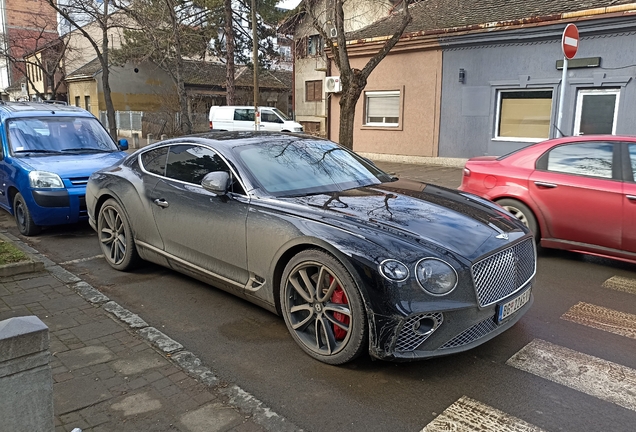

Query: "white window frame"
<box><xmin>573</xmin><ymin>88</ymin><xmax>620</xmax><ymax>136</ymax></box>
<box><xmin>494</xmin><ymin>89</ymin><xmax>553</xmax><ymax>143</ymax></box>
<box><xmin>364</xmin><ymin>90</ymin><xmax>401</xmax><ymax>127</ymax></box>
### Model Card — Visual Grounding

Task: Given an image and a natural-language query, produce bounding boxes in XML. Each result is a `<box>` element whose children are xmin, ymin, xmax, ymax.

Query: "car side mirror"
<box><xmin>118</xmin><ymin>138</ymin><xmax>129</xmax><ymax>151</ymax></box>
<box><xmin>201</xmin><ymin>171</ymin><xmax>230</xmax><ymax>195</ymax></box>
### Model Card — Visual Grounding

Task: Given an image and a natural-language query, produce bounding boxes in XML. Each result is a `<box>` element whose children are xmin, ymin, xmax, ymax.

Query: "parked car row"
<box><xmin>3</xmin><ymin>101</ymin><xmax>628</xmax><ymax>364</ymax></box>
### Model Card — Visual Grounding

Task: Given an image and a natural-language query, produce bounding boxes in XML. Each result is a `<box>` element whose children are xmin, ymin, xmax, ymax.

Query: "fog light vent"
<box><xmin>395</xmin><ymin>313</ymin><xmax>443</xmax><ymax>352</ymax></box>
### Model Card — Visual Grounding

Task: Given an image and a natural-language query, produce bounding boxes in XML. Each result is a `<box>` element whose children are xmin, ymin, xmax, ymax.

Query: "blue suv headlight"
<box><xmin>29</xmin><ymin>171</ymin><xmax>64</xmax><ymax>189</ymax></box>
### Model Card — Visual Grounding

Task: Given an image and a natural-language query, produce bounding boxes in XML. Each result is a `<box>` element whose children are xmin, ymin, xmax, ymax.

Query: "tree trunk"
<box><xmin>167</xmin><ymin>0</ymin><xmax>192</xmax><ymax>135</ymax></box>
<box><xmin>103</xmin><ymin>0</ymin><xmax>117</xmax><ymax>139</ymax></box>
<box><xmin>337</xmin><ymin>77</ymin><xmax>364</xmax><ymax>150</ymax></box>
<box><xmin>224</xmin><ymin>0</ymin><xmax>235</xmax><ymax>105</ymax></box>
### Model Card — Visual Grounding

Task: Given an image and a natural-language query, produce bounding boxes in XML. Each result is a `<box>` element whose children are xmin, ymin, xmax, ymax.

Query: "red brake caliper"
<box><xmin>329</xmin><ymin>276</ymin><xmax>349</xmax><ymax>340</ymax></box>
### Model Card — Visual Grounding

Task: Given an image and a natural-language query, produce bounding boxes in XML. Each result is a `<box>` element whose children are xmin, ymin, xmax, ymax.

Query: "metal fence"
<box><xmin>99</xmin><ymin>110</ymin><xmax>208</xmax><ymax>137</ymax></box>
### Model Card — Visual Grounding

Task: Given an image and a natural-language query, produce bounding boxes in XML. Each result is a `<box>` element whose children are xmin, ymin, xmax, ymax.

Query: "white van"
<box><xmin>208</xmin><ymin>106</ymin><xmax>303</xmax><ymax>133</ymax></box>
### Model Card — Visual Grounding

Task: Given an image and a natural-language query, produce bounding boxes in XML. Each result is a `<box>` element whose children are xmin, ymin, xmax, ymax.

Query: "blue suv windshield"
<box><xmin>8</xmin><ymin>117</ymin><xmax>118</xmax><ymax>155</ymax></box>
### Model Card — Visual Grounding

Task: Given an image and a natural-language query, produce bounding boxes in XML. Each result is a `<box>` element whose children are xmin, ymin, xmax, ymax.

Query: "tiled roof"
<box><xmin>348</xmin><ymin>0</ymin><xmax>636</xmax><ymax>40</ymax></box>
<box><xmin>235</xmin><ymin>68</ymin><xmax>292</xmax><ymax>90</ymax></box>
<box><xmin>67</xmin><ymin>57</ymin><xmax>102</xmax><ymax>78</ymax></box>
<box><xmin>183</xmin><ymin>61</ymin><xmax>291</xmax><ymax>90</ymax></box>
<box><xmin>182</xmin><ymin>61</ymin><xmax>227</xmax><ymax>86</ymax></box>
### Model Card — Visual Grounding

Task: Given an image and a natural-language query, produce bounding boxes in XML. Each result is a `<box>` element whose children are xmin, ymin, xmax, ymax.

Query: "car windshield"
<box><xmin>271</xmin><ymin>108</ymin><xmax>290</xmax><ymax>121</ymax></box>
<box><xmin>7</xmin><ymin>117</ymin><xmax>118</xmax><ymax>155</ymax></box>
<box><xmin>233</xmin><ymin>139</ymin><xmax>394</xmax><ymax>197</ymax></box>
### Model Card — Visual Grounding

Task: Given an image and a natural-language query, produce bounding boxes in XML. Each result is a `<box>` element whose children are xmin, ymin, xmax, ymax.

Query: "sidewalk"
<box><xmin>0</xmin><ymin>232</ymin><xmax>299</xmax><ymax>432</ymax></box>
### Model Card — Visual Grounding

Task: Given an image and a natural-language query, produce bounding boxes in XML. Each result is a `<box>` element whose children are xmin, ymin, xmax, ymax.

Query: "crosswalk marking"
<box><xmin>420</xmin><ymin>396</ymin><xmax>545</xmax><ymax>432</ymax></box>
<box><xmin>507</xmin><ymin>339</ymin><xmax>636</xmax><ymax>412</ymax></box>
<box><xmin>561</xmin><ymin>302</ymin><xmax>636</xmax><ymax>340</ymax></box>
<box><xmin>602</xmin><ymin>276</ymin><xmax>636</xmax><ymax>295</ymax></box>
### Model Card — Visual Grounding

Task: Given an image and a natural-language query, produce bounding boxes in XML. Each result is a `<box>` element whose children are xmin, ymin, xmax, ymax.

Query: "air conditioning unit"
<box><xmin>325</xmin><ymin>76</ymin><xmax>342</xmax><ymax>93</ymax></box>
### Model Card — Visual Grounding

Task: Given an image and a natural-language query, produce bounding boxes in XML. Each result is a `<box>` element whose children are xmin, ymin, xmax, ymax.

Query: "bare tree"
<box><xmin>0</xmin><ymin>12</ymin><xmax>68</xmax><ymax>100</ymax></box>
<box><xmin>304</xmin><ymin>0</ymin><xmax>411</xmax><ymax>149</ymax></box>
<box><xmin>115</xmin><ymin>0</ymin><xmax>218</xmax><ymax>135</ymax></box>
<box><xmin>47</xmin><ymin>0</ymin><xmax>121</xmax><ymax>139</ymax></box>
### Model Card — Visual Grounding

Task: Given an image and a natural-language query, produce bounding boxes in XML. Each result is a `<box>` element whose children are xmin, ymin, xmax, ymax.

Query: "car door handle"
<box><xmin>153</xmin><ymin>198</ymin><xmax>169</xmax><ymax>208</ymax></box>
<box><xmin>627</xmin><ymin>195</ymin><xmax>636</xmax><ymax>201</ymax></box>
<box><xmin>534</xmin><ymin>181</ymin><xmax>557</xmax><ymax>188</ymax></box>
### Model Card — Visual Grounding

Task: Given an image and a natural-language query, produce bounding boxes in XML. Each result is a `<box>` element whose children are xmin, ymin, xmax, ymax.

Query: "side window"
<box><xmin>262</xmin><ymin>111</ymin><xmax>282</xmax><ymax>123</ymax></box>
<box><xmin>140</xmin><ymin>146</ymin><xmax>169</xmax><ymax>176</ymax></box>
<box><xmin>234</xmin><ymin>109</ymin><xmax>254</xmax><ymax>121</ymax></box>
<box><xmin>628</xmin><ymin>144</ymin><xmax>636</xmax><ymax>181</ymax></box>
<box><xmin>546</xmin><ymin>142</ymin><xmax>614</xmax><ymax>179</ymax></box>
<box><xmin>165</xmin><ymin>144</ymin><xmax>245</xmax><ymax>194</ymax></box>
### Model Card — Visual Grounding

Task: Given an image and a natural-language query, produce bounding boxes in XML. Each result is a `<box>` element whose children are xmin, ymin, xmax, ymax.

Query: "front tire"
<box><xmin>497</xmin><ymin>198</ymin><xmax>539</xmax><ymax>239</ymax></box>
<box><xmin>280</xmin><ymin>249</ymin><xmax>367</xmax><ymax>365</ymax></box>
<box><xmin>97</xmin><ymin>198</ymin><xmax>139</xmax><ymax>271</ymax></box>
<box><xmin>14</xmin><ymin>193</ymin><xmax>40</xmax><ymax>236</ymax></box>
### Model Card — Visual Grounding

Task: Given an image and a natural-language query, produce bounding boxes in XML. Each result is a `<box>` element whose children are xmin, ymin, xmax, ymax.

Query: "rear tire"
<box><xmin>496</xmin><ymin>198</ymin><xmax>539</xmax><ymax>240</ymax></box>
<box><xmin>13</xmin><ymin>193</ymin><xmax>40</xmax><ymax>236</ymax></box>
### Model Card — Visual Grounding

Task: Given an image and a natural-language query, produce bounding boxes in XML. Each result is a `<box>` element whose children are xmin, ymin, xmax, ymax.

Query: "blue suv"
<box><xmin>0</xmin><ymin>102</ymin><xmax>128</xmax><ymax>235</ymax></box>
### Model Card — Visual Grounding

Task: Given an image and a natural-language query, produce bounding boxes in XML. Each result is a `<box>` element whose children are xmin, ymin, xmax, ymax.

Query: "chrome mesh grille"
<box><xmin>394</xmin><ymin>313</ymin><xmax>443</xmax><ymax>352</ymax></box>
<box><xmin>439</xmin><ymin>316</ymin><xmax>498</xmax><ymax>349</ymax></box>
<box><xmin>472</xmin><ymin>238</ymin><xmax>535</xmax><ymax>307</ymax></box>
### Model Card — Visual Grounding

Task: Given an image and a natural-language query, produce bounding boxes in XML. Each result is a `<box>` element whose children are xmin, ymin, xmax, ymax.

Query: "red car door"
<box><xmin>528</xmin><ymin>141</ymin><xmax>623</xmax><ymax>250</ymax></box>
<box><xmin>621</xmin><ymin>143</ymin><xmax>636</xmax><ymax>253</ymax></box>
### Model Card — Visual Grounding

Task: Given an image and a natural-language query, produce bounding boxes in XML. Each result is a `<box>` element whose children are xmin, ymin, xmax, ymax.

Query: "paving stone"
<box><xmin>70</xmin><ymin>319</ymin><xmax>123</xmax><ymax>342</ymax></box>
<box><xmin>111</xmin><ymin>352</ymin><xmax>168</xmax><ymax>375</ymax></box>
<box><xmin>179</xmin><ymin>402</ymin><xmax>243</xmax><ymax>432</ymax></box>
<box><xmin>54</xmin><ymin>375</ymin><xmax>112</xmax><ymax>415</ymax></box>
<box><xmin>56</xmin><ymin>345</ymin><xmax>116</xmax><ymax>370</ymax></box>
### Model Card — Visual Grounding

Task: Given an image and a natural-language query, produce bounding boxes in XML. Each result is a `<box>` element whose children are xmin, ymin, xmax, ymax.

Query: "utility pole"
<box><xmin>251</xmin><ymin>0</ymin><xmax>259</xmax><ymax>131</ymax></box>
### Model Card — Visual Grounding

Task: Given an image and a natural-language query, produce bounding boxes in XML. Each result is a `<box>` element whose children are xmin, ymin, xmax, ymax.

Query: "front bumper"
<box><xmin>27</xmin><ymin>187</ymin><xmax>87</xmax><ymax>226</ymax></box>
<box><xmin>367</xmin><ymin>288</ymin><xmax>533</xmax><ymax>361</ymax></box>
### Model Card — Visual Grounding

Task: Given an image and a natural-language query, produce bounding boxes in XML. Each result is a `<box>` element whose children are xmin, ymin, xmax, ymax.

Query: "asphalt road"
<box><xmin>4</xmin><ymin>163</ymin><xmax>636</xmax><ymax>432</ymax></box>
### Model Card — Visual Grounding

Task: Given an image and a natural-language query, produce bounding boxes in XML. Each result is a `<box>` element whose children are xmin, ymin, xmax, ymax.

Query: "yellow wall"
<box><xmin>67</xmin><ymin>80</ymin><xmax>99</xmax><ymax>116</ymax></box>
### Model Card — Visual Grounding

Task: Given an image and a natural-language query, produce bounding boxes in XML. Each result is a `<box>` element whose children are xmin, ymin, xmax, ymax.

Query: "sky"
<box><xmin>277</xmin><ymin>0</ymin><xmax>302</xmax><ymax>10</ymax></box>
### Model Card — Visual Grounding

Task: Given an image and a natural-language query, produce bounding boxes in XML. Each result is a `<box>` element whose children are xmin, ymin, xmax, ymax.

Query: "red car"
<box><xmin>459</xmin><ymin>135</ymin><xmax>636</xmax><ymax>264</ymax></box>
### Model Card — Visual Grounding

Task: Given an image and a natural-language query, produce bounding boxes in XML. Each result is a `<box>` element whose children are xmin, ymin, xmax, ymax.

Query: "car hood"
<box><xmin>18</xmin><ymin>152</ymin><xmax>127</xmax><ymax>178</ymax></box>
<box><xmin>279</xmin><ymin>178</ymin><xmax>528</xmax><ymax>261</ymax></box>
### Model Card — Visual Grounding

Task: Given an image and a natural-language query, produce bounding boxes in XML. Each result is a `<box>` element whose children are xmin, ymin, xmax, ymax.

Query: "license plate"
<box><xmin>497</xmin><ymin>288</ymin><xmax>531</xmax><ymax>323</ymax></box>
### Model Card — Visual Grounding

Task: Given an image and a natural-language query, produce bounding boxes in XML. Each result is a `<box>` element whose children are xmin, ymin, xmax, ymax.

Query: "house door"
<box><xmin>573</xmin><ymin>89</ymin><xmax>620</xmax><ymax>136</ymax></box>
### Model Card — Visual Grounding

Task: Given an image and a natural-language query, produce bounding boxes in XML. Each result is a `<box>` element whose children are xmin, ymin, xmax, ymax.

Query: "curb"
<box><xmin>358</xmin><ymin>151</ymin><xmax>468</xmax><ymax>168</ymax></box>
<box><xmin>1</xmin><ymin>230</ymin><xmax>303</xmax><ymax>432</ymax></box>
<box><xmin>0</xmin><ymin>232</ymin><xmax>45</xmax><ymax>277</ymax></box>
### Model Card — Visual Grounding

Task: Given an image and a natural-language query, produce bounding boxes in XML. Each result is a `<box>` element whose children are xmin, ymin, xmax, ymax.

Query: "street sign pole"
<box><xmin>556</xmin><ymin>23</ymin><xmax>579</xmax><ymax>137</ymax></box>
<box><xmin>557</xmin><ymin>56</ymin><xmax>568</xmax><ymax>137</ymax></box>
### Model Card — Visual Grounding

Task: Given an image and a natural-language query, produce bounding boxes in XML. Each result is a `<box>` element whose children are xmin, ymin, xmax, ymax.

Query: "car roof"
<box><xmin>140</xmin><ymin>131</ymin><xmax>324</xmax><ymax>152</ymax></box>
<box><xmin>0</xmin><ymin>101</ymin><xmax>93</xmax><ymax>119</ymax></box>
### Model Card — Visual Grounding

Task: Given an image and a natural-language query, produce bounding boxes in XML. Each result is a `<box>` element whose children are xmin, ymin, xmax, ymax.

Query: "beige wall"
<box><xmin>329</xmin><ymin>46</ymin><xmax>442</xmax><ymax>157</ymax></box>
<box><xmin>64</xmin><ymin>16</ymin><xmax>127</xmax><ymax>75</ymax></box>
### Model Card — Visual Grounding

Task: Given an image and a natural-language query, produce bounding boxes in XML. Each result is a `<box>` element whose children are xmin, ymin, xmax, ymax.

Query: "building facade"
<box><xmin>0</xmin><ymin>0</ymin><xmax>58</xmax><ymax>95</ymax></box>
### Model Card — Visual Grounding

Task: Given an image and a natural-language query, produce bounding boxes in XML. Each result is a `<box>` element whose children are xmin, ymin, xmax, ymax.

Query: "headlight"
<box><xmin>293</xmin><ymin>127</ymin><xmax>303</xmax><ymax>132</ymax></box>
<box><xmin>29</xmin><ymin>171</ymin><xmax>64</xmax><ymax>189</ymax></box>
<box><xmin>379</xmin><ymin>259</ymin><xmax>409</xmax><ymax>282</ymax></box>
<box><xmin>415</xmin><ymin>258</ymin><xmax>458</xmax><ymax>296</ymax></box>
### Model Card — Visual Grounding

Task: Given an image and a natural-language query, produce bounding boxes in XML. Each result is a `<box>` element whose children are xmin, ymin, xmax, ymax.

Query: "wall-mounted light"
<box><xmin>459</xmin><ymin>68</ymin><xmax>466</xmax><ymax>84</ymax></box>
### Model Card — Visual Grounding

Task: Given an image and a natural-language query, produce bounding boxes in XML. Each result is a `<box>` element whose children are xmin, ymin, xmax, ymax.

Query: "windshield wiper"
<box><xmin>61</xmin><ymin>148</ymin><xmax>112</xmax><ymax>153</ymax></box>
<box><xmin>13</xmin><ymin>149</ymin><xmax>63</xmax><ymax>155</ymax></box>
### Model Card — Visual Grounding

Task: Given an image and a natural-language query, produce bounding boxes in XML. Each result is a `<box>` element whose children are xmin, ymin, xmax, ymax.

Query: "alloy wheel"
<box><xmin>99</xmin><ymin>205</ymin><xmax>127</xmax><ymax>265</ymax></box>
<box><xmin>284</xmin><ymin>261</ymin><xmax>353</xmax><ymax>356</ymax></box>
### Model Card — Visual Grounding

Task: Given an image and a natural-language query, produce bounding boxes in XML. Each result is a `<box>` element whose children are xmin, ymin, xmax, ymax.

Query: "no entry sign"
<box><xmin>562</xmin><ymin>23</ymin><xmax>579</xmax><ymax>59</ymax></box>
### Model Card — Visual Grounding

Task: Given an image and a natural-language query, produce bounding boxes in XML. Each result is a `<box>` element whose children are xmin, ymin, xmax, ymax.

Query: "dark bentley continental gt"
<box><xmin>87</xmin><ymin>132</ymin><xmax>536</xmax><ymax>364</ymax></box>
